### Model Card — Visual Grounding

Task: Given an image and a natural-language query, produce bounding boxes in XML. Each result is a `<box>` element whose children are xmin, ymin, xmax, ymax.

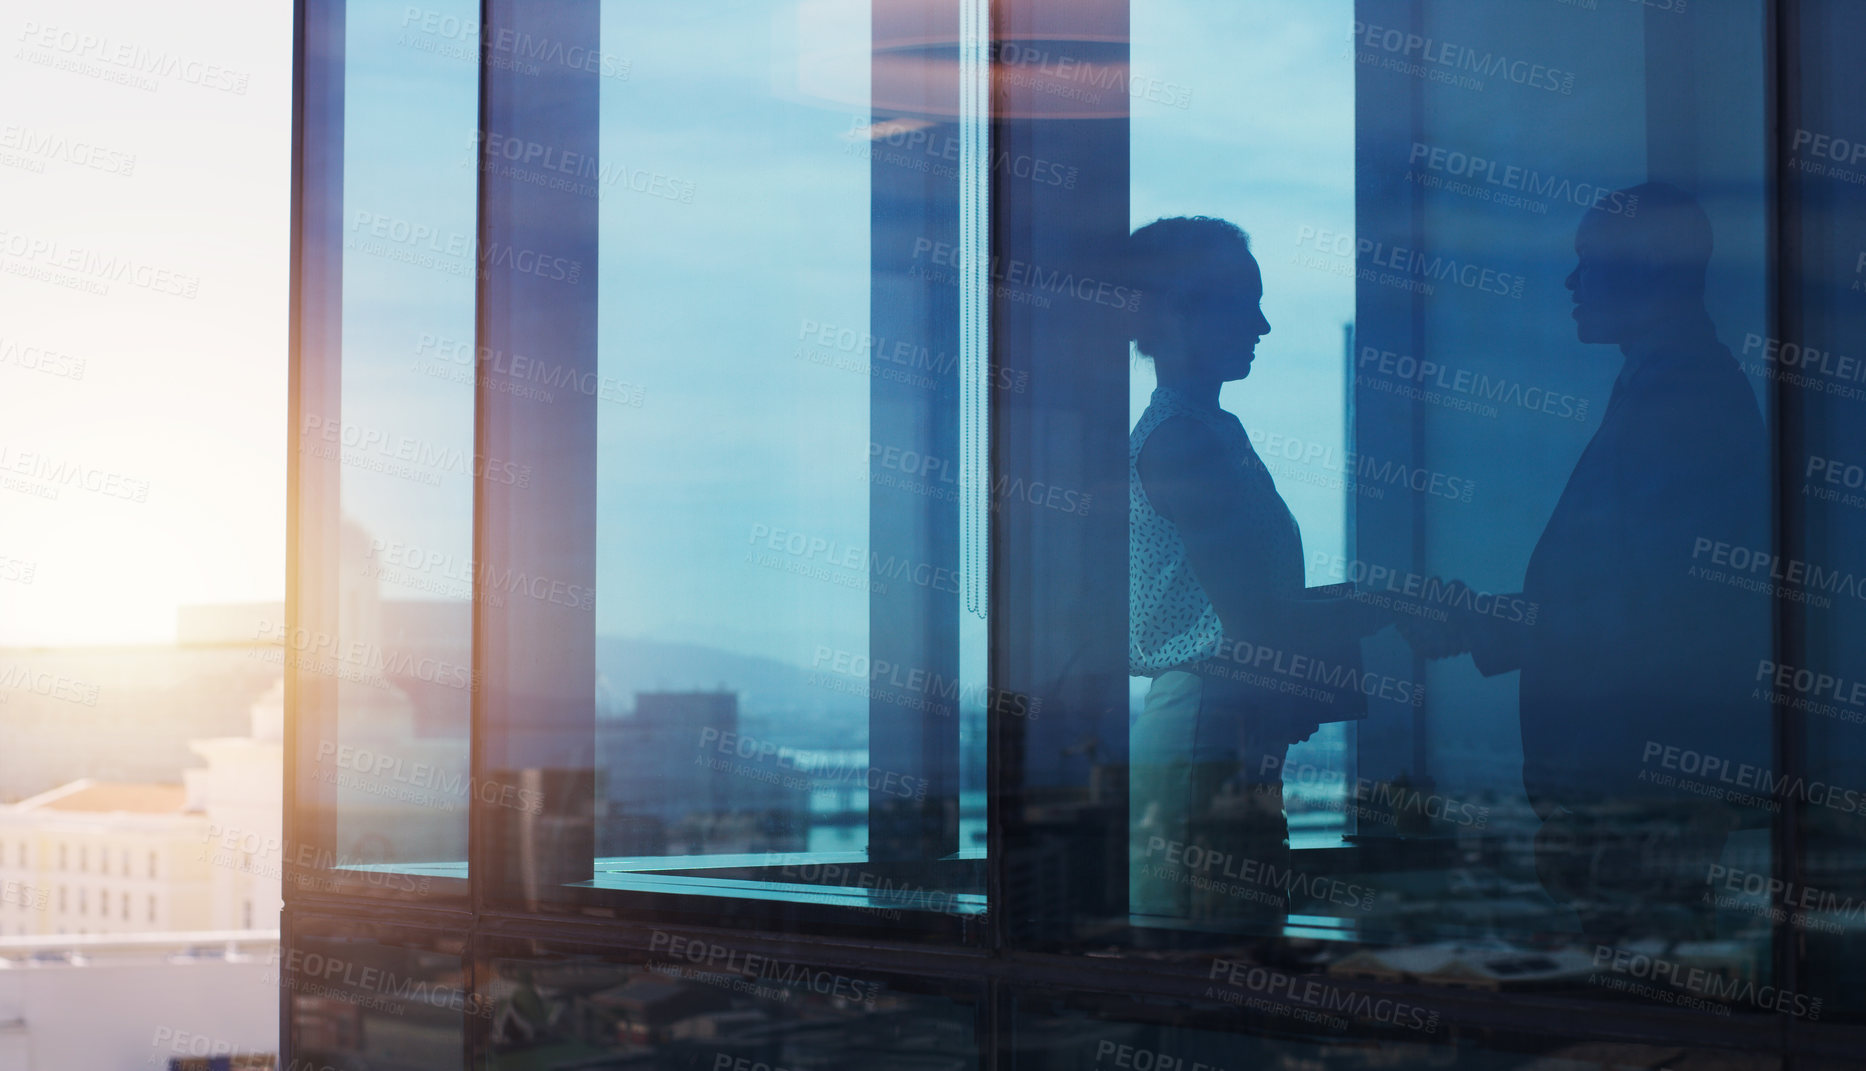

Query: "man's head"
<box><xmin>1564</xmin><ymin>183</ymin><xmax>1712</xmax><ymax>345</ymax></box>
<box><xmin>1128</xmin><ymin>216</ymin><xmax>1270</xmax><ymax>383</ymax></box>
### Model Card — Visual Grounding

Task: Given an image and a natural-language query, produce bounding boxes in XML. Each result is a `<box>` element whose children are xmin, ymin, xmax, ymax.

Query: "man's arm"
<box><xmin>1462</xmin><ymin>593</ymin><xmax>1532</xmax><ymax>676</ymax></box>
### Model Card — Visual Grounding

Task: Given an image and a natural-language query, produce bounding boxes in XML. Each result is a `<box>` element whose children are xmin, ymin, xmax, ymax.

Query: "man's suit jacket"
<box><xmin>1470</xmin><ymin>321</ymin><xmax>1772</xmax><ymax>816</ymax></box>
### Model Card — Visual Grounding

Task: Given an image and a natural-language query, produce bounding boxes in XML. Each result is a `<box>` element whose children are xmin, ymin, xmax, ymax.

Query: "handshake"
<box><xmin>1392</xmin><ymin>578</ymin><xmax>1478</xmax><ymax>662</ymax></box>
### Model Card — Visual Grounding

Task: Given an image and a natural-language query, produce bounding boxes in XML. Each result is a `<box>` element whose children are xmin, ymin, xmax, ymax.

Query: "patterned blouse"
<box><xmin>1129</xmin><ymin>387</ymin><xmax>1304</xmax><ymax>676</ymax></box>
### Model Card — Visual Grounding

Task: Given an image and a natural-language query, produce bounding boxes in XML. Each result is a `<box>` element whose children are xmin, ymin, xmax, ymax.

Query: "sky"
<box><xmin>579</xmin><ymin>0</ymin><xmax>1354</xmax><ymax>668</ymax></box>
<box><xmin>1130</xmin><ymin>0</ymin><xmax>1353</xmax><ymax>569</ymax></box>
<box><xmin>0</xmin><ymin>0</ymin><xmax>1348</xmax><ymax>655</ymax></box>
<box><xmin>0</xmin><ymin>0</ymin><xmax>291</xmax><ymax>645</ymax></box>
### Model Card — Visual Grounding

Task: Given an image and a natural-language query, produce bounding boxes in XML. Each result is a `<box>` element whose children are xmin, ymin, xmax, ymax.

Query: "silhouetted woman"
<box><xmin>1126</xmin><ymin>216</ymin><xmax>1389</xmax><ymax>927</ymax></box>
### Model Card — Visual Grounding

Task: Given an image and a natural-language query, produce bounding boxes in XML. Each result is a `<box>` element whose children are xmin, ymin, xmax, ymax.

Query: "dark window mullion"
<box><xmin>474</xmin><ymin>0</ymin><xmax>601</xmax><ymax>906</ymax></box>
<box><xmin>991</xmin><ymin>0</ymin><xmax>1131</xmax><ymax>943</ymax></box>
<box><xmin>868</xmin><ymin>0</ymin><xmax>965</xmax><ymax>865</ymax></box>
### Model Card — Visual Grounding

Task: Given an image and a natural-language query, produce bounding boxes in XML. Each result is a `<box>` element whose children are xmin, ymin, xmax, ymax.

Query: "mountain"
<box><xmin>595</xmin><ymin>635</ymin><xmax>867</xmax><ymax>748</ymax></box>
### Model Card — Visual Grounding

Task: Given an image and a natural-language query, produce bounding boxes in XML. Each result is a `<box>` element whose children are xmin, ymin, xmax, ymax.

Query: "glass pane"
<box><xmin>1790</xmin><ymin>0</ymin><xmax>1866</xmax><ymax>1025</ymax></box>
<box><xmin>593</xmin><ymin>0</ymin><xmax>877</xmax><ymax>863</ymax></box>
<box><xmin>291</xmin><ymin>0</ymin><xmax>479</xmax><ymax>885</ymax></box>
<box><xmin>284</xmin><ymin>0</ymin><xmax>1866</xmax><ymax>1066</ymax></box>
<box><xmin>282</xmin><ymin>917</ymin><xmax>469</xmax><ymax>1070</ymax></box>
<box><xmin>1002</xmin><ymin>0</ymin><xmax>1797</xmax><ymax>1009</ymax></box>
<box><xmin>1008</xmin><ymin>984</ymin><xmax>1782</xmax><ymax>1070</ymax></box>
<box><xmin>1347</xmin><ymin>0</ymin><xmax>1775</xmax><ymax>978</ymax></box>
<box><xmin>1126</xmin><ymin>0</ymin><xmax>1359</xmax><ymax>905</ymax></box>
<box><xmin>479</xmin><ymin>936</ymin><xmax>980</xmax><ymax>1069</ymax></box>
<box><xmin>285</xmin><ymin>0</ymin><xmax>1866</xmax><ymax>1065</ymax></box>
<box><xmin>467</xmin><ymin>0</ymin><xmax>990</xmax><ymax>915</ymax></box>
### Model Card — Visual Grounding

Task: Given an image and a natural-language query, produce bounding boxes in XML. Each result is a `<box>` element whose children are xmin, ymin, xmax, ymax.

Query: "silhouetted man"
<box><xmin>1443</xmin><ymin>184</ymin><xmax>1770</xmax><ymax>937</ymax></box>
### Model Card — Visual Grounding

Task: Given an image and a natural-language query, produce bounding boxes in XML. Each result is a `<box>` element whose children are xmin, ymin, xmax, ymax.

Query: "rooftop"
<box><xmin>12</xmin><ymin>779</ymin><xmax>191</xmax><ymax>815</ymax></box>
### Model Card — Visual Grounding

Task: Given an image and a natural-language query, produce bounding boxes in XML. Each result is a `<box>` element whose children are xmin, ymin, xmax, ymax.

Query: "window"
<box><xmin>294</xmin><ymin>0</ymin><xmax>990</xmax><ymax>925</ymax></box>
<box><xmin>78</xmin><ymin>846</ymin><xmax>85</xmax><ymax>873</ymax></box>
<box><xmin>57</xmin><ymin>844</ymin><xmax>65</xmax><ymax>871</ymax></box>
<box><xmin>1126</xmin><ymin>0</ymin><xmax>1356</xmax><ymax>848</ymax></box>
<box><xmin>147</xmin><ymin>894</ymin><xmax>156</xmax><ymax>923</ymax></box>
<box><xmin>57</xmin><ymin>886</ymin><xmax>64</xmax><ymax>913</ymax></box>
<box><xmin>147</xmin><ymin>851</ymin><xmax>157</xmax><ymax>879</ymax></box>
<box><xmin>289</xmin><ymin>0</ymin><xmax>477</xmax><ymax>882</ymax></box>
<box><xmin>491</xmin><ymin>0</ymin><xmax>992</xmax><ymax>911</ymax></box>
<box><xmin>288</xmin><ymin>0</ymin><xmax>1866</xmax><ymax>1066</ymax></box>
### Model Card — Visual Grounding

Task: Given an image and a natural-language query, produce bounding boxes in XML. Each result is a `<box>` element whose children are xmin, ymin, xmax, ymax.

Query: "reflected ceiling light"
<box><xmin>787</xmin><ymin>0</ymin><xmax>1132</xmax><ymax>122</ymax></box>
<box><xmin>852</xmin><ymin>117</ymin><xmax>938</xmax><ymax>141</ymax></box>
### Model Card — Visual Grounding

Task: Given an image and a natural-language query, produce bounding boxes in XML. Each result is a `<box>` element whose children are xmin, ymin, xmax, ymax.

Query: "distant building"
<box><xmin>0</xmin><ymin>680</ymin><xmax>285</xmax><ymax>935</ymax></box>
<box><xmin>0</xmin><ymin>643</ymin><xmax>278</xmax><ymax>806</ymax></box>
<box><xmin>599</xmin><ymin>691</ymin><xmax>808</xmax><ymax>857</ymax></box>
<box><xmin>604</xmin><ymin>691</ymin><xmax>739</xmax><ymax>833</ymax></box>
<box><xmin>185</xmin><ymin>678</ymin><xmax>285</xmax><ymax>931</ymax></box>
<box><xmin>0</xmin><ymin>779</ymin><xmax>210</xmax><ymax>935</ymax></box>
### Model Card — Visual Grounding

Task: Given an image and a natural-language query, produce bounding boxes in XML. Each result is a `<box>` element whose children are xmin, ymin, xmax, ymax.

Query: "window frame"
<box><xmin>284</xmin><ymin>0</ymin><xmax>1866</xmax><ymax>1065</ymax></box>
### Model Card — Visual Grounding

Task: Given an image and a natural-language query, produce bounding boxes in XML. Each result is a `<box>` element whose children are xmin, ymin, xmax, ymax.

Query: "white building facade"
<box><xmin>0</xmin><ymin>680</ymin><xmax>284</xmax><ymax>936</ymax></box>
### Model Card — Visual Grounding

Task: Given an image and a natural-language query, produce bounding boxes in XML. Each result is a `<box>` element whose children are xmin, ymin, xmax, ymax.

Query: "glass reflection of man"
<box><xmin>1432</xmin><ymin>184</ymin><xmax>1770</xmax><ymax>938</ymax></box>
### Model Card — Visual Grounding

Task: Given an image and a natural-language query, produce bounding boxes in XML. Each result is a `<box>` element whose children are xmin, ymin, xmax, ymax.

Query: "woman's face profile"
<box><xmin>1168</xmin><ymin>251</ymin><xmax>1272</xmax><ymax>384</ymax></box>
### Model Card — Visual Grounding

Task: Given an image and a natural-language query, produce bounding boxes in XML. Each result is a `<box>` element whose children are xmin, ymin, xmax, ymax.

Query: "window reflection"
<box><xmin>287</xmin><ymin>0</ymin><xmax>1866</xmax><ymax>1064</ymax></box>
<box><xmin>481</xmin><ymin>944</ymin><xmax>979</xmax><ymax>1069</ymax></box>
<box><xmin>1009</xmin><ymin>986</ymin><xmax>1782</xmax><ymax>1070</ymax></box>
<box><xmin>1126</xmin><ymin>217</ymin><xmax>1385</xmax><ymax>930</ymax></box>
<box><xmin>583</xmin><ymin>0</ymin><xmax>986</xmax><ymax>907</ymax></box>
<box><xmin>284</xmin><ymin>926</ymin><xmax>469</xmax><ymax>1070</ymax></box>
<box><xmin>304</xmin><ymin>0</ymin><xmax>479</xmax><ymax>877</ymax></box>
<box><xmin>1104</xmin><ymin>0</ymin><xmax>1785</xmax><ymax>1006</ymax></box>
